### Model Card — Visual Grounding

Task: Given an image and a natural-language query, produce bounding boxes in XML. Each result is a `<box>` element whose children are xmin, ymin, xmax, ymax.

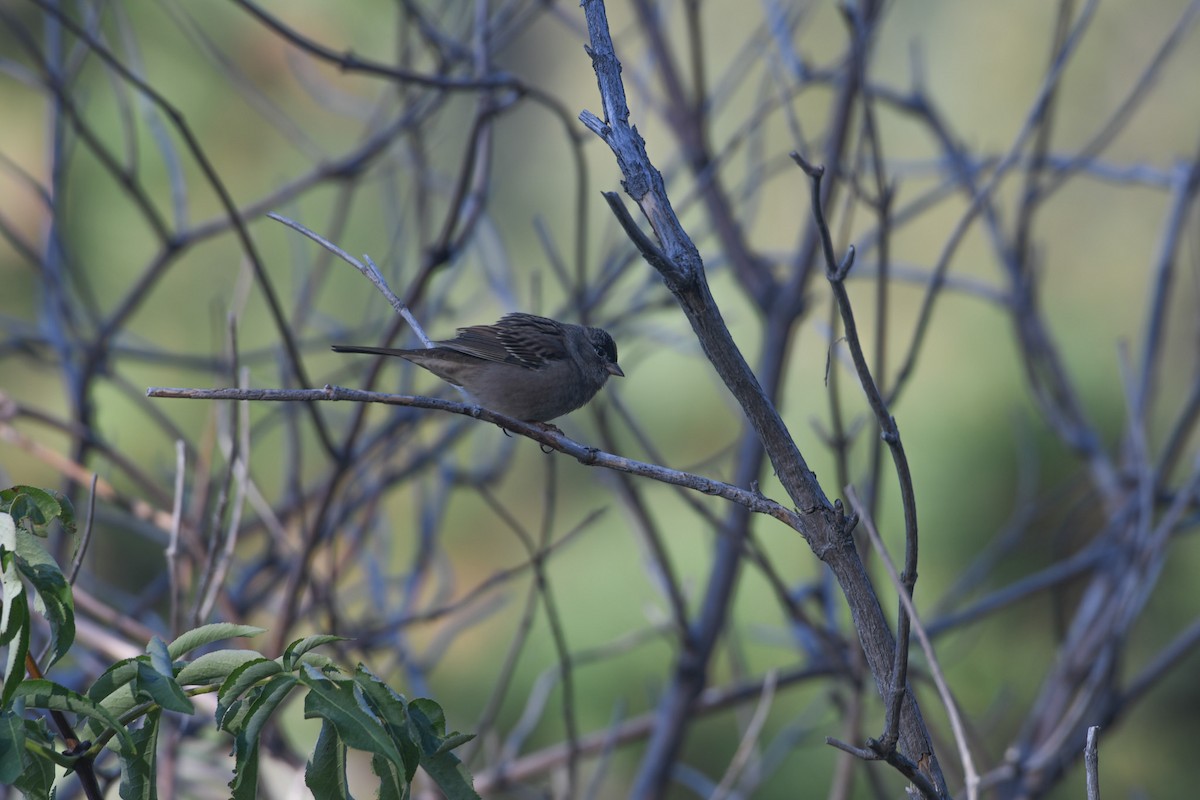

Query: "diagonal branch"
<box><xmin>577</xmin><ymin>1</ymin><xmax>948</xmax><ymax>796</ymax></box>
<box><xmin>146</xmin><ymin>384</ymin><xmax>810</xmax><ymax>532</ymax></box>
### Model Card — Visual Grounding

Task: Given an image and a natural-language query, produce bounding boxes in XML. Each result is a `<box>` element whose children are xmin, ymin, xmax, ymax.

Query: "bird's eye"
<box><xmin>596</xmin><ymin>339</ymin><xmax>617</xmax><ymax>363</ymax></box>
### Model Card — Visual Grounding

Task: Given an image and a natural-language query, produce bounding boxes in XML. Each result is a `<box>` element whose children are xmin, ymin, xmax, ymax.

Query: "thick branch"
<box><xmin>578</xmin><ymin>1</ymin><xmax>947</xmax><ymax>795</ymax></box>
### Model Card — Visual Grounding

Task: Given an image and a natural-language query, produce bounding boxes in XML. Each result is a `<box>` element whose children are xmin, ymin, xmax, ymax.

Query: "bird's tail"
<box><xmin>330</xmin><ymin>344</ymin><xmax>412</xmax><ymax>357</ymax></box>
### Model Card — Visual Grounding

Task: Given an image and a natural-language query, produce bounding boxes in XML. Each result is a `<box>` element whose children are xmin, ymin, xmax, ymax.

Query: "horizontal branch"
<box><xmin>146</xmin><ymin>385</ymin><xmax>809</xmax><ymax>534</ymax></box>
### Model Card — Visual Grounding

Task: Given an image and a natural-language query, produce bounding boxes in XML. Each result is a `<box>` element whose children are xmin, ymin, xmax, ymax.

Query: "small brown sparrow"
<box><xmin>333</xmin><ymin>313</ymin><xmax>623</xmax><ymax>422</ymax></box>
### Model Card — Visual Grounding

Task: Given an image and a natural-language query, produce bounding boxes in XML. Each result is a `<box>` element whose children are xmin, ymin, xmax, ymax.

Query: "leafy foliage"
<box><xmin>0</xmin><ymin>485</ymin><xmax>478</xmax><ymax>799</ymax></box>
<box><xmin>1</xmin><ymin>487</ymin><xmax>77</xmax><ymax>706</ymax></box>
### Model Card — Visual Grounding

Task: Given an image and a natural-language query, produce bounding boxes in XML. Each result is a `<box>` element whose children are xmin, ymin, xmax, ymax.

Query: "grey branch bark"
<box><xmin>578</xmin><ymin>1</ymin><xmax>948</xmax><ymax>796</ymax></box>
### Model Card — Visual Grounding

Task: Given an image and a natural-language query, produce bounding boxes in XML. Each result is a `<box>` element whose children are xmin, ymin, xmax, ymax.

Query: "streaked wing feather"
<box><xmin>495</xmin><ymin>313</ymin><xmax>567</xmax><ymax>368</ymax></box>
<box><xmin>439</xmin><ymin>313</ymin><xmax>566</xmax><ymax>369</ymax></box>
<box><xmin>441</xmin><ymin>325</ymin><xmax>515</xmax><ymax>364</ymax></box>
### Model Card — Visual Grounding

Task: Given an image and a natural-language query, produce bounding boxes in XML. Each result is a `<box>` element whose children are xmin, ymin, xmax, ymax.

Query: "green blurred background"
<box><xmin>2</xmin><ymin>0</ymin><xmax>1199</xmax><ymax>797</ymax></box>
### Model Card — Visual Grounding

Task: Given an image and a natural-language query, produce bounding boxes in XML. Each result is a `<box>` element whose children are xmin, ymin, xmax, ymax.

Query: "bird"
<box><xmin>332</xmin><ymin>312</ymin><xmax>624</xmax><ymax>423</ymax></box>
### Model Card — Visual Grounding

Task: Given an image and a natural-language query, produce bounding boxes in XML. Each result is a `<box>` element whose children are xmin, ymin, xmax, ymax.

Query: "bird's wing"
<box><xmin>440</xmin><ymin>314</ymin><xmax>565</xmax><ymax>369</ymax></box>
<box><xmin>494</xmin><ymin>313</ymin><xmax>569</xmax><ymax>368</ymax></box>
<box><xmin>440</xmin><ymin>326</ymin><xmax>514</xmax><ymax>364</ymax></box>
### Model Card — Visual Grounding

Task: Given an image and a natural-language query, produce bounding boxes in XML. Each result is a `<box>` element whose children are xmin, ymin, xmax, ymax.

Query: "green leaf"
<box><xmin>217</xmin><ymin>658</ymin><xmax>283</xmax><ymax>728</ymax></box>
<box><xmin>15</xmin><ymin>679</ymin><xmax>135</xmax><ymax>758</ymax></box>
<box><xmin>133</xmin><ymin>662</ymin><xmax>193</xmax><ymax>715</ymax></box>
<box><xmin>0</xmin><ymin>511</ymin><xmax>15</xmax><ymax>550</ymax></box>
<box><xmin>298</xmin><ymin>664</ymin><xmax>406</xmax><ymax>770</ymax></box>
<box><xmin>175</xmin><ymin>649</ymin><xmax>264</xmax><ymax>687</ymax></box>
<box><xmin>53</xmin><ymin>491</ymin><xmax>77</xmax><ymax>536</ymax></box>
<box><xmin>14</xmin><ymin>530</ymin><xmax>74</xmax><ymax>667</ymax></box>
<box><xmin>228</xmin><ymin>674</ymin><xmax>297</xmax><ymax>800</ymax></box>
<box><xmin>353</xmin><ymin>665</ymin><xmax>418</xmax><ymax>781</ymax></box>
<box><xmin>133</xmin><ymin>638</ymin><xmax>193</xmax><ymax>713</ymax></box>
<box><xmin>146</xmin><ymin>636</ymin><xmax>174</xmax><ymax>678</ymax></box>
<box><xmin>305</xmin><ymin>720</ymin><xmax>352</xmax><ymax>800</ymax></box>
<box><xmin>229</xmin><ymin>743</ymin><xmax>259</xmax><ymax>800</ymax></box>
<box><xmin>168</xmin><ymin>623</ymin><xmax>265</xmax><ymax>660</ymax></box>
<box><xmin>0</xmin><ymin>546</ymin><xmax>26</xmax><ymax>643</ymax></box>
<box><xmin>417</xmin><ymin>750</ymin><xmax>479</xmax><ymax>800</ymax></box>
<box><xmin>282</xmin><ymin>634</ymin><xmax>346</xmax><ymax>670</ymax></box>
<box><xmin>88</xmin><ymin>658</ymin><xmax>142</xmax><ymax>704</ymax></box>
<box><xmin>435</xmin><ymin>732</ymin><xmax>476</xmax><ymax>756</ymax></box>
<box><xmin>408</xmin><ymin>701</ymin><xmax>479</xmax><ymax>800</ymax></box>
<box><xmin>11</xmin><ymin>718</ymin><xmax>56</xmax><ymax>799</ymax></box>
<box><xmin>2</xmin><ymin>489</ymin><xmax>52</xmax><ymax>535</ymax></box>
<box><xmin>372</xmin><ymin>752</ymin><xmax>405</xmax><ymax>800</ymax></box>
<box><xmin>0</xmin><ymin>487</ymin><xmax>74</xmax><ymax>537</ymax></box>
<box><xmin>406</xmin><ymin>699</ymin><xmax>444</xmax><ymax>754</ymax></box>
<box><xmin>119</xmin><ymin>707</ymin><xmax>160</xmax><ymax>800</ymax></box>
<box><xmin>292</xmin><ymin>650</ymin><xmax>339</xmax><ymax>672</ymax></box>
<box><xmin>0</xmin><ymin>709</ymin><xmax>25</xmax><ymax>785</ymax></box>
<box><xmin>82</xmin><ymin>657</ymin><xmax>146</xmax><ymax>742</ymax></box>
<box><xmin>0</xmin><ymin>558</ymin><xmax>29</xmax><ymax>708</ymax></box>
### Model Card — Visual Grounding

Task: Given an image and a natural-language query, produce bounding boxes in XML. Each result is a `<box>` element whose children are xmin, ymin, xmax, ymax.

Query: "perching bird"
<box><xmin>332</xmin><ymin>312</ymin><xmax>623</xmax><ymax>422</ymax></box>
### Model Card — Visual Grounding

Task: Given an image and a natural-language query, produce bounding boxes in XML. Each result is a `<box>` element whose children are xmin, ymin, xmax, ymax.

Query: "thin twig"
<box><xmin>792</xmin><ymin>152</ymin><xmax>920</xmax><ymax>754</ymax></box>
<box><xmin>166</xmin><ymin>440</ymin><xmax>185</xmax><ymax>636</ymax></box>
<box><xmin>710</xmin><ymin>669</ymin><xmax>777</xmax><ymax>800</ymax></box>
<box><xmin>66</xmin><ymin>473</ymin><xmax>99</xmax><ymax>585</ymax></box>
<box><xmin>846</xmin><ymin>487</ymin><xmax>978</xmax><ymax>800</ymax></box>
<box><xmin>267</xmin><ymin>213</ymin><xmax>432</xmax><ymax>347</ymax></box>
<box><xmin>146</xmin><ymin>384</ymin><xmax>810</xmax><ymax>532</ymax></box>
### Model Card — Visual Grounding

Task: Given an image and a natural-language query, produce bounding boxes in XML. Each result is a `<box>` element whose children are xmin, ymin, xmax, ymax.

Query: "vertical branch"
<box><xmin>580</xmin><ymin>2</ymin><xmax>946</xmax><ymax>796</ymax></box>
<box><xmin>1084</xmin><ymin>726</ymin><xmax>1100</xmax><ymax>800</ymax></box>
<box><xmin>792</xmin><ymin>153</ymin><xmax>920</xmax><ymax>754</ymax></box>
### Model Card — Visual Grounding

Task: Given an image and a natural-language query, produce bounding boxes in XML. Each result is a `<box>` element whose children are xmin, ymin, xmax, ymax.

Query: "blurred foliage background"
<box><xmin>2</xmin><ymin>0</ymin><xmax>1199</xmax><ymax>797</ymax></box>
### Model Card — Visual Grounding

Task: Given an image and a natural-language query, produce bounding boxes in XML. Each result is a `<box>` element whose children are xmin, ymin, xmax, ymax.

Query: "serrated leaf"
<box><xmin>409</xmin><ymin>698</ymin><xmax>446</xmax><ymax>737</ymax></box>
<box><xmin>435</xmin><ymin>732</ymin><xmax>476</xmax><ymax>755</ymax></box>
<box><xmin>282</xmin><ymin>635</ymin><xmax>346</xmax><ymax>670</ymax></box>
<box><xmin>218</xmin><ymin>697</ymin><xmax>248</xmax><ymax>737</ymax></box>
<box><xmin>3</xmin><ymin>489</ymin><xmax>53</xmax><ymax>535</ymax></box>
<box><xmin>175</xmin><ymin>649</ymin><xmax>263</xmax><ymax>687</ymax></box>
<box><xmin>353</xmin><ymin>663</ymin><xmax>406</xmax><ymax>707</ymax></box>
<box><xmin>305</xmin><ymin>720</ymin><xmax>352</xmax><ymax>800</ymax></box>
<box><xmin>372</xmin><ymin>752</ymin><xmax>405</xmax><ymax>800</ymax></box>
<box><xmin>133</xmin><ymin>662</ymin><xmax>193</xmax><ymax>715</ymax></box>
<box><xmin>1</xmin><ymin>487</ymin><xmax>73</xmax><ymax>537</ymax></box>
<box><xmin>298</xmin><ymin>664</ymin><xmax>405</xmax><ymax>771</ymax></box>
<box><xmin>406</xmin><ymin>699</ymin><xmax>445</xmax><ymax>753</ymax></box>
<box><xmin>407</xmin><ymin>700</ymin><xmax>479</xmax><ymax>800</ymax></box>
<box><xmin>119</xmin><ymin>707</ymin><xmax>160</xmax><ymax>800</ymax></box>
<box><xmin>418</xmin><ymin>751</ymin><xmax>479</xmax><ymax>800</ymax></box>
<box><xmin>168</xmin><ymin>623</ymin><xmax>264</xmax><ymax>660</ymax></box>
<box><xmin>229</xmin><ymin>730</ymin><xmax>260</xmax><ymax>800</ymax></box>
<box><xmin>52</xmin><ymin>491</ymin><xmax>76</xmax><ymax>536</ymax></box>
<box><xmin>229</xmin><ymin>674</ymin><xmax>297</xmax><ymax>800</ymax></box>
<box><xmin>353</xmin><ymin>665</ymin><xmax>418</xmax><ymax>781</ymax></box>
<box><xmin>293</xmin><ymin>650</ymin><xmax>338</xmax><ymax>672</ymax></box>
<box><xmin>14</xmin><ymin>531</ymin><xmax>74</xmax><ymax>667</ymax></box>
<box><xmin>15</xmin><ymin>679</ymin><xmax>135</xmax><ymax>757</ymax></box>
<box><xmin>231</xmin><ymin>673</ymin><xmax>297</xmax><ymax>741</ymax></box>
<box><xmin>217</xmin><ymin>659</ymin><xmax>283</xmax><ymax>728</ymax></box>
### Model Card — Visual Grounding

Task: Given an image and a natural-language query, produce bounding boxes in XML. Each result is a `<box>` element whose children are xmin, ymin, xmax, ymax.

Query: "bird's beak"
<box><xmin>606</xmin><ymin>363</ymin><xmax>625</xmax><ymax>378</ymax></box>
